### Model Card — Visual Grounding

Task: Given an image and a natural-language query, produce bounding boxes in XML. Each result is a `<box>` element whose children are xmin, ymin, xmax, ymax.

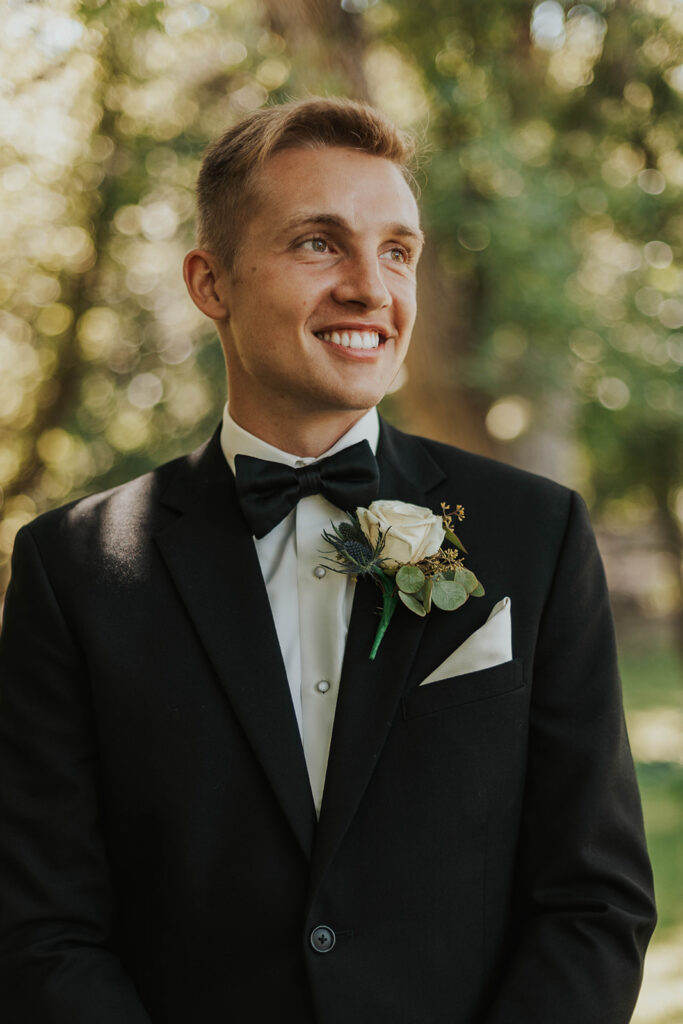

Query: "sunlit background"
<box><xmin>1</xmin><ymin>0</ymin><xmax>681</xmax><ymax>1018</ymax></box>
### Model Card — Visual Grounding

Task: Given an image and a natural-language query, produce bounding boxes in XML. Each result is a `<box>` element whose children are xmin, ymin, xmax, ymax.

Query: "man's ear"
<box><xmin>183</xmin><ymin>249</ymin><xmax>231</xmax><ymax>321</ymax></box>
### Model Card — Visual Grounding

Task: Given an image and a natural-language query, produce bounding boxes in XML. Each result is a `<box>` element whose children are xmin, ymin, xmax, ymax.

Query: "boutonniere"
<box><xmin>322</xmin><ymin>499</ymin><xmax>485</xmax><ymax>660</ymax></box>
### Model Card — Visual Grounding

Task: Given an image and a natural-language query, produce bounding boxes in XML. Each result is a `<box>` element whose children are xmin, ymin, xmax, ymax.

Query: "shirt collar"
<box><xmin>220</xmin><ymin>403</ymin><xmax>380</xmax><ymax>476</ymax></box>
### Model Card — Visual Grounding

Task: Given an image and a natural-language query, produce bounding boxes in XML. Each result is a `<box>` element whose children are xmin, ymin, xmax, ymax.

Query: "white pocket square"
<box><xmin>419</xmin><ymin>597</ymin><xmax>512</xmax><ymax>685</ymax></box>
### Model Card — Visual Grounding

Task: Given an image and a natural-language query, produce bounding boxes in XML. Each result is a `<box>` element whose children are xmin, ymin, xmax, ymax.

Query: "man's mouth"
<box><xmin>315</xmin><ymin>330</ymin><xmax>383</xmax><ymax>350</ymax></box>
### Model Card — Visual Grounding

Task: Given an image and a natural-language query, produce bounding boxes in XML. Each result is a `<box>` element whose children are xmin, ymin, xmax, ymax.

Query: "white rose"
<box><xmin>356</xmin><ymin>499</ymin><xmax>445</xmax><ymax>570</ymax></box>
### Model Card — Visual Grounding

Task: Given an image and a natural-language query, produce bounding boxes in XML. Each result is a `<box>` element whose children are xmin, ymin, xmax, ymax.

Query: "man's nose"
<box><xmin>331</xmin><ymin>253</ymin><xmax>391</xmax><ymax>310</ymax></box>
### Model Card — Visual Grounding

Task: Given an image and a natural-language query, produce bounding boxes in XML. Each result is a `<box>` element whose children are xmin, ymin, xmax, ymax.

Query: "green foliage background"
<box><xmin>0</xmin><ymin>1</ymin><xmax>681</xmax><ymax>1018</ymax></box>
<box><xmin>1</xmin><ymin>0</ymin><xmax>681</xmax><ymax>621</ymax></box>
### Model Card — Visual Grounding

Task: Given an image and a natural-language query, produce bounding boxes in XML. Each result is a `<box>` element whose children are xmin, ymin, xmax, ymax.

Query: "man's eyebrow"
<box><xmin>281</xmin><ymin>212</ymin><xmax>425</xmax><ymax>247</ymax></box>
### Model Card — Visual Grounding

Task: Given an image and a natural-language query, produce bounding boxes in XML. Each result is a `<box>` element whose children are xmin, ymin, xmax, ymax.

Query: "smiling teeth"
<box><xmin>317</xmin><ymin>330</ymin><xmax>381</xmax><ymax>349</ymax></box>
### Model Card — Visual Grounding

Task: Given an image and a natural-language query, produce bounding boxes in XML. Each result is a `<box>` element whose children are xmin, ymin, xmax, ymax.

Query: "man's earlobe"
<box><xmin>183</xmin><ymin>249</ymin><xmax>230</xmax><ymax>321</ymax></box>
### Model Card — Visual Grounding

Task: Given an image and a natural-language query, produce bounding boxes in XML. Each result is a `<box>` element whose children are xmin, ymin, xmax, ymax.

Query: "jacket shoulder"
<box><xmin>15</xmin><ymin>432</ymin><xmax>223</xmax><ymax>574</ymax></box>
<box><xmin>382</xmin><ymin>420</ymin><xmax>575</xmax><ymax>512</ymax></box>
<box><xmin>24</xmin><ymin>457</ymin><xmax>177</xmax><ymax>542</ymax></box>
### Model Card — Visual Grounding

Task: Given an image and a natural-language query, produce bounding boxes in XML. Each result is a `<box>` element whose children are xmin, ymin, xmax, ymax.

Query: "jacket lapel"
<box><xmin>154</xmin><ymin>431</ymin><xmax>316</xmax><ymax>861</ymax></box>
<box><xmin>309</xmin><ymin>421</ymin><xmax>447</xmax><ymax>897</ymax></box>
<box><xmin>152</xmin><ymin>422</ymin><xmax>452</xmax><ymax>881</ymax></box>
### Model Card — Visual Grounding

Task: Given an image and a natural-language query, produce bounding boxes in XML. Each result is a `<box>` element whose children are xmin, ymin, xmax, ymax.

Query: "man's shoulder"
<box><xmin>25</xmin><ymin>455</ymin><xmax>178</xmax><ymax>536</ymax></box>
<box><xmin>381</xmin><ymin>419</ymin><xmax>574</xmax><ymax>513</ymax></box>
<box><xmin>381</xmin><ymin>422</ymin><xmax>591</xmax><ymax>596</ymax></box>
<box><xmin>19</xmin><ymin>430</ymin><xmax>223</xmax><ymax>555</ymax></box>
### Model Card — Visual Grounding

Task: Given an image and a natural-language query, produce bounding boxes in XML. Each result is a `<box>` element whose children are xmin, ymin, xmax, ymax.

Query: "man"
<box><xmin>0</xmin><ymin>97</ymin><xmax>655</xmax><ymax>1022</ymax></box>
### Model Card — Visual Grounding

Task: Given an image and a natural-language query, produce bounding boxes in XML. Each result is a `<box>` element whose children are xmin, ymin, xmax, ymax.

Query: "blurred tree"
<box><xmin>366</xmin><ymin>0</ymin><xmax>683</xmax><ymax>651</ymax></box>
<box><xmin>1</xmin><ymin>0</ymin><xmax>681</xmax><ymax>656</ymax></box>
<box><xmin>568</xmin><ymin>0</ymin><xmax>683</xmax><ymax>657</ymax></box>
<box><xmin>0</xmin><ymin>0</ymin><xmax>281</xmax><ymax>594</ymax></box>
<box><xmin>261</xmin><ymin>0</ymin><xmax>371</xmax><ymax>99</ymax></box>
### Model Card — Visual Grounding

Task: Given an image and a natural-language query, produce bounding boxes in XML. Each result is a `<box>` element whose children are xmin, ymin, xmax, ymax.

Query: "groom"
<box><xmin>0</xmin><ymin>98</ymin><xmax>655</xmax><ymax>1022</ymax></box>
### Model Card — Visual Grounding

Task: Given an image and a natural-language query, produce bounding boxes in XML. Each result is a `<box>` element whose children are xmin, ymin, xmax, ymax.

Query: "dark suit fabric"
<box><xmin>0</xmin><ymin>421</ymin><xmax>656</xmax><ymax>1023</ymax></box>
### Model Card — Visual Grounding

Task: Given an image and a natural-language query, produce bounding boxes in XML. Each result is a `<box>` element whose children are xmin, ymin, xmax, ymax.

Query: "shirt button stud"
<box><xmin>310</xmin><ymin>925</ymin><xmax>336</xmax><ymax>953</ymax></box>
<box><xmin>295</xmin><ymin>459</ymin><xmax>306</xmax><ymax>468</ymax></box>
<box><xmin>313</xmin><ymin>565</ymin><xmax>326</xmax><ymax>579</ymax></box>
<box><xmin>316</xmin><ymin>680</ymin><xmax>331</xmax><ymax>694</ymax></box>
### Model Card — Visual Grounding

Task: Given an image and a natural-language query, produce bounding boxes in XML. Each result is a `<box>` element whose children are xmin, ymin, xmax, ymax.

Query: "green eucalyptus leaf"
<box><xmin>398</xmin><ymin>590</ymin><xmax>427</xmax><ymax>616</ymax></box>
<box><xmin>432</xmin><ymin>580</ymin><xmax>468</xmax><ymax>611</ymax></box>
<box><xmin>423</xmin><ymin>576</ymin><xmax>433</xmax><ymax>613</ymax></box>
<box><xmin>470</xmin><ymin>582</ymin><xmax>485</xmax><ymax>597</ymax></box>
<box><xmin>396</xmin><ymin>565</ymin><xmax>425</xmax><ymax>594</ymax></box>
<box><xmin>444</xmin><ymin>528</ymin><xmax>467</xmax><ymax>553</ymax></box>
<box><xmin>454</xmin><ymin>568</ymin><xmax>480</xmax><ymax>594</ymax></box>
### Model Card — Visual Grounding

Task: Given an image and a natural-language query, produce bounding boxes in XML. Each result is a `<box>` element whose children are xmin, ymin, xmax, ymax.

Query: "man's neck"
<box><xmin>227</xmin><ymin>405</ymin><xmax>373</xmax><ymax>458</ymax></box>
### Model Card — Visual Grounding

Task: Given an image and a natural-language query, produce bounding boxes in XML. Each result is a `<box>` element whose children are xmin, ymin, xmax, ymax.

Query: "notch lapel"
<box><xmin>309</xmin><ymin>422</ymin><xmax>447</xmax><ymax>896</ymax></box>
<box><xmin>154</xmin><ymin>433</ymin><xmax>316</xmax><ymax>860</ymax></box>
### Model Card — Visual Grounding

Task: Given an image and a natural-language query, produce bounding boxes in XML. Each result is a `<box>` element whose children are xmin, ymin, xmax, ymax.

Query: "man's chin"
<box><xmin>315</xmin><ymin>368</ymin><xmax>397</xmax><ymax>413</ymax></box>
<box><xmin>308</xmin><ymin>386</ymin><xmax>386</xmax><ymax>415</ymax></box>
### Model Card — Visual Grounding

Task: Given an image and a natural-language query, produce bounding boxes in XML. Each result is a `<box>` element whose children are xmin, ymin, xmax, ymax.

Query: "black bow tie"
<box><xmin>234</xmin><ymin>440</ymin><xmax>380</xmax><ymax>539</ymax></box>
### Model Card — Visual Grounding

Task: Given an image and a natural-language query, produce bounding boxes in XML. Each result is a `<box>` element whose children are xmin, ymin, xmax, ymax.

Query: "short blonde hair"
<box><xmin>196</xmin><ymin>96</ymin><xmax>418</xmax><ymax>269</ymax></box>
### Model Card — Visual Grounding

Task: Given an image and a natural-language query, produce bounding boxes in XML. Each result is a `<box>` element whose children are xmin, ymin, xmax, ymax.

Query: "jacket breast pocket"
<box><xmin>402</xmin><ymin>659</ymin><xmax>524</xmax><ymax>720</ymax></box>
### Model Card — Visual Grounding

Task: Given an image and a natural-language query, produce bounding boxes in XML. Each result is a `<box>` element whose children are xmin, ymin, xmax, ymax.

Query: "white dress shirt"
<box><xmin>220</xmin><ymin>405</ymin><xmax>380</xmax><ymax>815</ymax></box>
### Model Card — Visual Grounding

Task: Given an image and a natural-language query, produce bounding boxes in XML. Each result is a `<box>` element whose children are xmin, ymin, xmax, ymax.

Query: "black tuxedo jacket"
<box><xmin>0</xmin><ymin>420</ymin><xmax>655</xmax><ymax>1023</ymax></box>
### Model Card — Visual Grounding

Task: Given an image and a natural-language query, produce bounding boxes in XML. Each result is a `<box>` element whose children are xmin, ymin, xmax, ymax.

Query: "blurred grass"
<box><xmin>620</xmin><ymin>640</ymin><xmax>683</xmax><ymax>1023</ymax></box>
<box><xmin>620</xmin><ymin>642</ymin><xmax>682</xmax><ymax>934</ymax></box>
<box><xmin>621</xmin><ymin>646</ymin><xmax>683</xmax><ymax>713</ymax></box>
<box><xmin>636</xmin><ymin>762</ymin><xmax>683</xmax><ymax>933</ymax></box>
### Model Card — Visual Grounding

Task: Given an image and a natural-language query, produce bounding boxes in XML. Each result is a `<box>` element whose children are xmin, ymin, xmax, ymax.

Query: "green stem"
<box><xmin>369</xmin><ymin>568</ymin><xmax>398</xmax><ymax>661</ymax></box>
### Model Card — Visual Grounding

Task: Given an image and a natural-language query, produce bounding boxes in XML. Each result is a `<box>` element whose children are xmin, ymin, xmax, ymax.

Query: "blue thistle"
<box><xmin>321</xmin><ymin>512</ymin><xmax>388</xmax><ymax>577</ymax></box>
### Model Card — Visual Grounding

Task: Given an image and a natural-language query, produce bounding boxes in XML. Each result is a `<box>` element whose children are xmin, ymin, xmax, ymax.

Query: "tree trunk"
<box><xmin>399</xmin><ymin>242</ymin><xmax>496</xmax><ymax>454</ymax></box>
<box><xmin>260</xmin><ymin>0</ymin><xmax>371</xmax><ymax>100</ymax></box>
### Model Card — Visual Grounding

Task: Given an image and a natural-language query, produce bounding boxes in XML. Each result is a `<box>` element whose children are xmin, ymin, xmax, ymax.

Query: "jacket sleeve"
<box><xmin>481</xmin><ymin>490</ymin><xmax>656</xmax><ymax>1024</ymax></box>
<box><xmin>0</xmin><ymin>526</ymin><xmax>153</xmax><ymax>1023</ymax></box>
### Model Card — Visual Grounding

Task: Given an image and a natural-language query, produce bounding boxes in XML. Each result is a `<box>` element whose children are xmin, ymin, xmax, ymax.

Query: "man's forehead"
<box><xmin>251</xmin><ymin>145</ymin><xmax>421</xmax><ymax>232</ymax></box>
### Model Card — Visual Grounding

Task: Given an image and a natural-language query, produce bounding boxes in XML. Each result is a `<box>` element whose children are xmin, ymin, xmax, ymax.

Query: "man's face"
<box><xmin>216</xmin><ymin>145</ymin><xmax>423</xmax><ymax>423</ymax></box>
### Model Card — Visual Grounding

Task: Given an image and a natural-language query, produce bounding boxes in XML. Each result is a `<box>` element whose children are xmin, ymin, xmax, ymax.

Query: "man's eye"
<box><xmin>300</xmin><ymin>237</ymin><xmax>330</xmax><ymax>254</ymax></box>
<box><xmin>383</xmin><ymin>247</ymin><xmax>408</xmax><ymax>264</ymax></box>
